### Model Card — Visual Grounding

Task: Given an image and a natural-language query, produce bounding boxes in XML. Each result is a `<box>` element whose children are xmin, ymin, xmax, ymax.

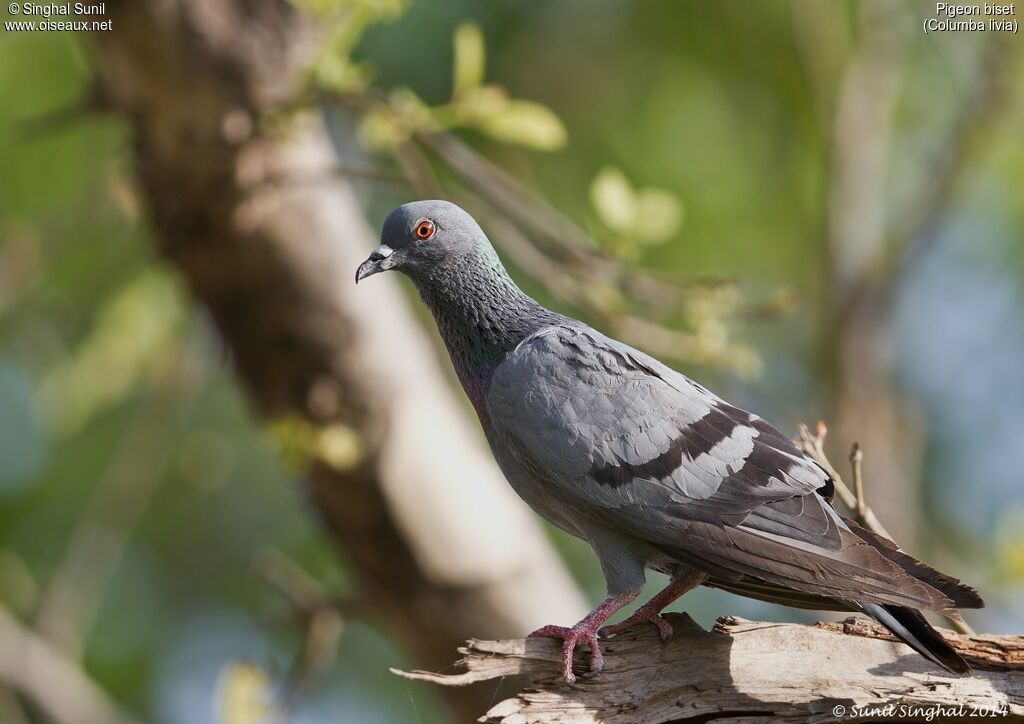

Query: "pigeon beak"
<box><xmin>355</xmin><ymin>244</ymin><xmax>396</xmax><ymax>284</ymax></box>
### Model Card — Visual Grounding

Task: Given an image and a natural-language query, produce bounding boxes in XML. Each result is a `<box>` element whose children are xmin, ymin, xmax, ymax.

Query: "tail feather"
<box><xmin>846</xmin><ymin>519</ymin><xmax>984</xmax><ymax>610</ymax></box>
<box><xmin>859</xmin><ymin>602</ymin><xmax>970</xmax><ymax>674</ymax></box>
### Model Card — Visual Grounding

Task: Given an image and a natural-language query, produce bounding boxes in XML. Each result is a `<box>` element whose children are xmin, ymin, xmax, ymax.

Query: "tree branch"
<box><xmin>90</xmin><ymin>2</ymin><xmax>586</xmax><ymax>720</ymax></box>
<box><xmin>0</xmin><ymin>604</ymin><xmax>140</xmax><ymax>724</ymax></box>
<box><xmin>396</xmin><ymin>613</ymin><xmax>1024</xmax><ymax>723</ymax></box>
<box><xmin>797</xmin><ymin>421</ymin><xmax>975</xmax><ymax>636</ymax></box>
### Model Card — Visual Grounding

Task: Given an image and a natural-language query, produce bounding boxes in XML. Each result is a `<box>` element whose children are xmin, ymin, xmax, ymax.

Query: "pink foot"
<box><xmin>599</xmin><ymin>607</ymin><xmax>674</xmax><ymax>640</ymax></box>
<box><xmin>528</xmin><ymin>622</ymin><xmax>604</xmax><ymax>685</ymax></box>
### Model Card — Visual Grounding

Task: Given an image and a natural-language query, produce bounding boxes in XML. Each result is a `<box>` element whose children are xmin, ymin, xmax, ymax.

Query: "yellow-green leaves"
<box><xmin>358</xmin><ymin>89</ymin><xmax>439</xmax><ymax>150</ymax></box>
<box><xmin>591</xmin><ymin>167</ymin><xmax>635</xmax><ymax>232</ymax></box>
<box><xmin>632</xmin><ymin>189</ymin><xmax>685</xmax><ymax>244</ymax></box>
<box><xmin>452</xmin><ymin>21</ymin><xmax>486</xmax><ymax>95</ymax></box>
<box><xmin>317</xmin><ymin>423</ymin><xmax>362</xmax><ymax>471</ymax></box>
<box><xmin>266</xmin><ymin>416</ymin><xmax>363</xmax><ymax>472</ymax></box>
<box><xmin>295</xmin><ymin>0</ymin><xmax>409</xmax><ymax>94</ymax></box>
<box><xmin>590</xmin><ymin>167</ymin><xmax>684</xmax><ymax>259</ymax></box>
<box><xmin>686</xmin><ymin>287</ymin><xmax>763</xmax><ymax>379</ymax></box>
<box><xmin>448</xmin><ymin>23</ymin><xmax>566</xmax><ymax>151</ymax></box>
<box><xmin>215</xmin><ymin>661</ymin><xmax>279</xmax><ymax>724</ymax></box>
<box><xmin>447</xmin><ymin>22</ymin><xmax>566</xmax><ymax>151</ymax></box>
<box><xmin>477</xmin><ymin>99</ymin><xmax>567</xmax><ymax>152</ymax></box>
<box><xmin>355</xmin><ymin>21</ymin><xmax>566</xmax><ymax>153</ymax></box>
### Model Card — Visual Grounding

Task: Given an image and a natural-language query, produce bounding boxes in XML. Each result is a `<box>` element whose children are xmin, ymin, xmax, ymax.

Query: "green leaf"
<box><xmin>590</xmin><ymin>167</ymin><xmax>636</xmax><ymax>232</ymax></box>
<box><xmin>453</xmin><ymin>22</ymin><xmax>486</xmax><ymax>96</ymax></box>
<box><xmin>632</xmin><ymin>188</ymin><xmax>684</xmax><ymax>243</ymax></box>
<box><xmin>316</xmin><ymin>423</ymin><xmax>362</xmax><ymax>471</ymax></box>
<box><xmin>478</xmin><ymin>99</ymin><xmax>567</xmax><ymax>151</ymax></box>
<box><xmin>215</xmin><ymin>661</ymin><xmax>279</xmax><ymax>724</ymax></box>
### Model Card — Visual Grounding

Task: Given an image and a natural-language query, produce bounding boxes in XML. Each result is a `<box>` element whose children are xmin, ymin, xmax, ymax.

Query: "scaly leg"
<box><xmin>527</xmin><ymin>588</ymin><xmax>640</xmax><ymax>685</ymax></box>
<box><xmin>599</xmin><ymin>570</ymin><xmax>706</xmax><ymax>640</ymax></box>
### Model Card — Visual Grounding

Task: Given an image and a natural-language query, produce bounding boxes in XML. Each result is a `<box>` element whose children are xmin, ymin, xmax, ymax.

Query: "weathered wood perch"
<box><xmin>395</xmin><ymin>614</ymin><xmax>1024</xmax><ymax>723</ymax></box>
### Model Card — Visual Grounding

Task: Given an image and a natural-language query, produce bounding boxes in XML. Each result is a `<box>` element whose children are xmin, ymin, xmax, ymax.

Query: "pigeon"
<box><xmin>356</xmin><ymin>200</ymin><xmax>983</xmax><ymax>684</ymax></box>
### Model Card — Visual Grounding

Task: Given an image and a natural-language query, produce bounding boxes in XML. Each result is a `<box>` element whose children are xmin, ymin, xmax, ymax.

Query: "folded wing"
<box><xmin>486</xmin><ymin>324</ymin><xmax>979</xmax><ymax>612</ymax></box>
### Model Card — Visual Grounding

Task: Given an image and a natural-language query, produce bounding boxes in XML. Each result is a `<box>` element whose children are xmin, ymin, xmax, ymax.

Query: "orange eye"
<box><xmin>414</xmin><ymin>220</ymin><xmax>435</xmax><ymax>240</ymax></box>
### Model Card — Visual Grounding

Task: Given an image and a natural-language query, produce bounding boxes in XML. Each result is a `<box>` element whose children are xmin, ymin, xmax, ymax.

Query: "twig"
<box><xmin>418</xmin><ymin>131</ymin><xmax>744</xmax><ymax>308</ymax></box>
<box><xmin>416</xmin><ymin>130</ymin><xmax>599</xmax><ymax>259</ymax></box>
<box><xmin>253</xmin><ymin>549</ymin><xmax>351</xmax><ymax>707</ymax></box>
<box><xmin>317</xmin><ymin>96</ymin><xmax>788</xmax><ymax>370</ymax></box>
<box><xmin>849</xmin><ymin>442</ymin><xmax>867</xmax><ymax>520</ymax></box>
<box><xmin>611</xmin><ymin>315</ymin><xmax>699</xmax><ymax>362</ymax></box>
<box><xmin>394</xmin><ymin>139</ymin><xmax>444</xmax><ymax>198</ymax></box>
<box><xmin>265</xmin><ymin>164</ymin><xmax>411</xmax><ymax>188</ymax></box>
<box><xmin>0</xmin><ymin>603</ymin><xmax>140</xmax><ymax>724</ymax></box>
<box><xmin>255</xmin><ymin>548</ymin><xmax>371</xmax><ymax>621</ymax></box>
<box><xmin>17</xmin><ymin>81</ymin><xmax>111</xmax><ymax>140</ymax></box>
<box><xmin>797</xmin><ymin>421</ymin><xmax>976</xmax><ymax>635</ymax></box>
<box><xmin>798</xmin><ymin>421</ymin><xmax>894</xmax><ymax>540</ymax></box>
<box><xmin>456</xmin><ymin>194</ymin><xmax>748</xmax><ymax>367</ymax></box>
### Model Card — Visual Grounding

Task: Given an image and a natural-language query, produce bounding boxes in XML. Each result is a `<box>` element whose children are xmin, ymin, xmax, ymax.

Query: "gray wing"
<box><xmin>486</xmin><ymin>324</ymin><xmax>959</xmax><ymax>611</ymax></box>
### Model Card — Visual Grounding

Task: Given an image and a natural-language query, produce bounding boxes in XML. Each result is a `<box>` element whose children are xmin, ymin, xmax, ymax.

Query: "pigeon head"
<box><xmin>355</xmin><ymin>200</ymin><xmax>487</xmax><ymax>284</ymax></box>
<box><xmin>355</xmin><ymin>199</ymin><xmax>562</xmax><ymax>390</ymax></box>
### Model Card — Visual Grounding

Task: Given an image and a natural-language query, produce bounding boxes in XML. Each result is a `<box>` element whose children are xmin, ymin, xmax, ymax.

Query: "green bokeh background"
<box><xmin>2</xmin><ymin>2</ymin><xmax>1022</xmax><ymax>722</ymax></box>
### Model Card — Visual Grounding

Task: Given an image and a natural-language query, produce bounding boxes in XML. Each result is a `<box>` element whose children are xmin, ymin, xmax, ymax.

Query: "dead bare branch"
<box><xmin>395</xmin><ymin>613</ymin><xmax>1023</xmax><ymax>723</ymax></box>
<box><xmin>797</xmin><ymin>421</ymin><xmax>976</xmax><ymax>636</ymax></box>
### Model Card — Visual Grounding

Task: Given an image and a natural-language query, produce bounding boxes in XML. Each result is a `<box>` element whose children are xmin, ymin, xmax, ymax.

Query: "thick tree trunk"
<box><xmin>91</xmin><ymin>1</ymin><xmax>585</xmax><ymax>719</ymax></box>
<box><xmin>822</xmin><ymin>0</ymin><xmax>921</xmax><ymax>548</ymax></box>
<box><xmin>399</xmin><ymin>614</ymin><xmax>1024</xmax><ymax>723</ymax></box>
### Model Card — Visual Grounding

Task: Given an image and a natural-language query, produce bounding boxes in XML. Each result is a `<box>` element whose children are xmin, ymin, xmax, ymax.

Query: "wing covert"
<box><xmin>485</xmin><ymin>324</ymin><xmax>829</xmax><ymax>524</ymax></box>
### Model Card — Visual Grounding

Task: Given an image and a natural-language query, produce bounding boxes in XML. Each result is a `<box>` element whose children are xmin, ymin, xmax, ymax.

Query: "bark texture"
<box><xmin>399</xmin><ymin>614</ymin><xmax>1024</xmax><ymax>723</ymax></box>
<box><xmin>91</xmin><ymin>1</ymin><xmax>585</xmax><ymax>719</ymax></box>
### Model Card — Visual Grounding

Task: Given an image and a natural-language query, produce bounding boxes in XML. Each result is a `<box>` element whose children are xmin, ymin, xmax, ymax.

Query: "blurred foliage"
<box><xmin>215</xmin><ymin>661</ymin><xmax>279</xmax><ymax>724</ymax></box>
<box><xmin>266</xmin><ymin>416</ymin><xmax>362</xmax><ymax>473</ymax></box>
<box><xmin>294</xmin><ymin>0</ymin><xmax>409</xmax><ymax>93</ymax></box>
<box><xmin>354</xmin><ymin>19</ymin><xmax>567</xmax><ymax>152</ymax></box>
<box><xmin>2</xmin><ymin>1</ymin><xmax>1023</xmax><ymax>723</ymax></box>
<box><xmin>39</xmin><ymin>269</ymin><xmax>186</xmax><ymax>435</ymax></box>
<box><xmin>590</xmin><ymin>166</ymin><xmax>684</xmax><ymax>259</ymax></box>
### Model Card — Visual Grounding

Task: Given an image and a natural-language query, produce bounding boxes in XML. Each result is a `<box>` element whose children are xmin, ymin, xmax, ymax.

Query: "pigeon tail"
<box><xmin>845</xmin><ymin>519</ymin><xmax>984</xmax><ymax>610</ymax></box>
<box><xmin>859</xmin><ymin>603</ymin><xmax>970</xmax><ymax>674</ymax></box>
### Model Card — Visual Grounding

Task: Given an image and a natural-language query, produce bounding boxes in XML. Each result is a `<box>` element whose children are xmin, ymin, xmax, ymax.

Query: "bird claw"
<box><xmin>599</xmin><ymin>611</ymin><xmax>674</xmax><ymax>641</ymax></box>
<box><xmin>527</xmin><ymin>623</ymin><xmax>603</xmax><ymax>685</ymax></box>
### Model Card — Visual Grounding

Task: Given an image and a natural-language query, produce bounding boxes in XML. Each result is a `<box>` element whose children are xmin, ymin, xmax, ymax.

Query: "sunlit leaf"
<box><xmin>298</xmin><ymin>0</ymin><xmax>408</xmax><ymax>94</ymax></box>
<box><xmin>727</xmin><ymin>345</ymin><xmax>764</xmax><ymax>379</ymax></box>
<box><xmin>590</xmin><ymin>167</ymin><xmax>635</xmax><ymax>232</ymax></box>
<box><xmin>453</xmin><ymin>22</ymin><xmax>485</xmax><ymax>95</ymax></box>
<box><xmin>215</xmin><ymin>661</ymin><xmax>279</xmax><ymax>724</ymax></box>
<box><xmin>450</xmin><ymin>85</ymin><xmax>509</xmax><ymax>124</ymax></box>
<box><xmin>389</xmin><ymin>88</ymin><xmax>439</xmax><ymax>132</ymax></box>
<box><xmin>266</xmin><ymin>415</ymin><xmax>318</xmax><ymax>470</ymax></box>
<box><xmin>479</xmin><ymin>99</ymin><xmax>567</xmax><ymax>151</ymax></box>
<box><xmin>632</xmin><ymin>188</ymin><xmax>684</xmax><ymax>243</ymax></box>
<box><xmin>357</xmin><ymin>107</ymin><xmax>409</xmax><ymax>150</ymax></box>
<box><xmin>317</xmin><ymin>423</ymin><xmax>362</xmax><ymax>471</ymax></box>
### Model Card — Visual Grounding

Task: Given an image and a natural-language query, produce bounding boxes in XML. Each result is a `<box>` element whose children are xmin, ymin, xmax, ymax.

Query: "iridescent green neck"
<box><xmin>412</xmin><ymin>246</ymin><xmax>560</xmax><ymax>393</ymax></box>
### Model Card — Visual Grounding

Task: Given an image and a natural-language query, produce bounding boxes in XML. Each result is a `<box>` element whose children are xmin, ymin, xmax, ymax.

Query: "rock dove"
<box><xmin>356</xmin><ymin>200</ymin><xmax>983</xmax><ymax>684</ymax></box>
